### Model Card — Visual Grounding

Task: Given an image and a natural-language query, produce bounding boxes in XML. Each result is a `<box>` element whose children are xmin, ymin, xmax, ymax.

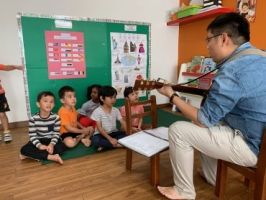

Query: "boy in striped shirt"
<box><xmin>20</xmin><ymin>91</ymin><xmax>65</xmax><ymax>164</ymax></box>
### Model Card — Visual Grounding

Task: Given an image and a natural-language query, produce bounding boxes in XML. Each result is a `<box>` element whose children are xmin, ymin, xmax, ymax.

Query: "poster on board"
<box><xmin>45</xmin><ymin>31</ymin><xmax>86</xmax><ymax>79</ymax></box>
<box><xmin>111</xmin><ymin>32</ymin><xmax>147</xmax><ymax>98</ymax></box>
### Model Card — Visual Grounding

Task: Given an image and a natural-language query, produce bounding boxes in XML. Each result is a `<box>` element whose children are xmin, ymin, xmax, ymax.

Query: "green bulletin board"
<box><xmin>18</xmin><ymin>14</ymin><xmax>150</xmax><ymax>115</ymax></box>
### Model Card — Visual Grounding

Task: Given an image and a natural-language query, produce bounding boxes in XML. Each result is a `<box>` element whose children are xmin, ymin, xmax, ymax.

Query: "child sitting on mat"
<box><xmin>77</xmin><ymin>84</ymin><xmax>101</xmax><ymax>129</ymax></box>
<box><xmin>58</xmin><ymin>86</ymin><xmax>94</xmax><ymax>148</ymax></box>
<box><xmin>91</xmin><ymin>86</ymin><xmax>127</xmax><ymax>151</ymax></box>
<box><xmin>20</xmin><ymin>91</ymin><xmax>65</xmax><ymax>164</ymax></box>
<box><xmin>120</xmin><ymin>86</ymin><xmax>145</xmax><ymax>133</ymax></box>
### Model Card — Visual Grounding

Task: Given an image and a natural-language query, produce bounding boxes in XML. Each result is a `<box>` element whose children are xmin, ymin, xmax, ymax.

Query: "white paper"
<box><xmin>143</xmin><ymin>126</ymin><xmax>169</xmax><ymax>141</ymax></box>
<box><xmin>118</xmin><ymin>130</ymin><xmax>169</xmax><ymax>157</ymax></box>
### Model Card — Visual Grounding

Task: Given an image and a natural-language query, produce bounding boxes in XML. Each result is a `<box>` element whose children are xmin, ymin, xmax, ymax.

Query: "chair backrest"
<box><xmin>124</xmin><ymin>95</ymin><xmax>157</xmax><ymax>135</ymax></box>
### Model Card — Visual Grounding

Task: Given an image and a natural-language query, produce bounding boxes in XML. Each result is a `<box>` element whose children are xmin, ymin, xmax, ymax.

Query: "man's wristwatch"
<box><xmin>169</xmin><ymin>93</ymin><xmax>179</xmax><ymax>104</ymax></box>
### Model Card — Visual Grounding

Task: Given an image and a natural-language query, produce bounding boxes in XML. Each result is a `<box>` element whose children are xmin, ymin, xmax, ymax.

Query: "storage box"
<box><xmin>177</xmin><ymin>5</ymin><xmax>202</xmax><ymax>18</ymax></box>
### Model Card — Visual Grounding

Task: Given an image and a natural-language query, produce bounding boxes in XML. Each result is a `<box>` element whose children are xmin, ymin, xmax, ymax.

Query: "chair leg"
<box><xmin>150</xmin><ymin>154</ymin><xmax>160</xmax><ymax>187</ymax></box>
<box><xmin>126</xmin><ymin>149</ymin><xmax>133</xmax><ymax>170</ymax></box>
<box><xmin>254</xmin><ymin>174</ymin><xmax>266</xmax><ymax>200</ymax></box>
<box><xmin>215</xmin><ymin>160</ymin><xmax>228</xmax><ymax>200</ymax></box>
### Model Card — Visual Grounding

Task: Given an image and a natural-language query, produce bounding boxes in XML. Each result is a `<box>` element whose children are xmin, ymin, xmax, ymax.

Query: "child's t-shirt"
<box><xmin>120</xmin><ymin>105</ymin><xmax>144</xmax><ymax>127</ymax></box>
<box><xmin>29</xmin><ymin>112</ymin><xmax>61</xmax><ymax>148</ymax></box>
<box><xmin>91</xmin><ymin>106</ymin><xmax>122</xmax><ymax>135</ymax></box>
<box><xmin>77</xmin><ymin>100</ymin><xmax>100</xmax><ymax>117</ymax></box>
<box><xmin>58</xmin><ymin>106</ymin><xmax>78</xmax><ymax>134</ymax></box>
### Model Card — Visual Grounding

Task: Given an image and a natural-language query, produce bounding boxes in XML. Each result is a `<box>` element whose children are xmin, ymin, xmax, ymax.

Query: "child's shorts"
<box><xmin>0</xmin><ymin>93</ymin><xmax>10</xmax><ymax>112</ymax></box>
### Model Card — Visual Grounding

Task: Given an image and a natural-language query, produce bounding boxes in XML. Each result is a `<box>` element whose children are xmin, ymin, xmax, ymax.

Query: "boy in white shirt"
<box><xmin>91</xmin><ymin>86</ymin><xmax>127</xmax><ymax>151</ymax></box>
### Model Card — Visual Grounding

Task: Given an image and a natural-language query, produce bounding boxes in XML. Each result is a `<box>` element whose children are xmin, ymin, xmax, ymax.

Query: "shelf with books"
<box><xmin>182</xmin><ymin>72</ymin><xmax>215</xmax><ymax>78</ymax></box>
<box><xmin>167</xmin><ymin>7</ymin><xmax>234</xmax><ymax>26</ymax></box>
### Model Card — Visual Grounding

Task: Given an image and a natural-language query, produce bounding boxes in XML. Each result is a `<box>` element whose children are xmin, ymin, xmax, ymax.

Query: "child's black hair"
<box><xmin>123</xmin><ymin>86</ymin><xmax>134</xmax><ymax>98</ymax></box>
<box><xmin>99</xmin><ymin>86</ymin><xmax>117</xmax><ymax>105</ymax></box>
<box><xmin>37</xmin><ymin>91</ymin><xmax>55</xmax><ymax>102</ymax></box>
<box><xmin>58</xmin><ymin>86</ymin><xmax>75</xmax><ymax>99</ymax></box>
<box><xmin>87</xmin><ymin>84</ymin><xmax>102</xmax><ymax>100</ymax></box>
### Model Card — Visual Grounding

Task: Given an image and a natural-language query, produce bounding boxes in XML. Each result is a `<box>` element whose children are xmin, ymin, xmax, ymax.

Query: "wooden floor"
<box><xmin>0</xmin><ymin>127</ymin><xmax>255</xmax><ymax>200</ymax></box>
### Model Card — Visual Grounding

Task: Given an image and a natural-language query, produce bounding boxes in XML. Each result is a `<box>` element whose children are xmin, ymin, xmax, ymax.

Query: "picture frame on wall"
<box><xmin>237</xmin><ymin>0</ymin><xmax>256</xmax><ymax>23</ymax></box>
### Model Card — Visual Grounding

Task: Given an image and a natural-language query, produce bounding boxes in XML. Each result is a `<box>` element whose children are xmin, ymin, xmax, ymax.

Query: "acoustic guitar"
<box><xmin>133</xmin><ymin>79</ymin><xmax>208</xmax><ymax>97</ymax></box>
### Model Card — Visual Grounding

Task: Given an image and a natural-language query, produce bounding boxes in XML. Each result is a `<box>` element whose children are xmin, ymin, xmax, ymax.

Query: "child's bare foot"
<box><xmin>157</xmin><ymin>186</ymin><xmax>185</xmax><ymax>200</ymax></box>
<box><xmin>115</xmin><ymin>143</ymin><xmax>124</xmax><ymax>148</ymax></box>
<box><xmin>48</xmin><ymin>154</ymin><xmax>63</xmax><ymax>164</ymax></box>
<box><xmin>81</xmin><ymin>138</ymin><xmax>91</xmax><ymax>147</ymax></box>
<box><xmin>19</xmin><ymin>154</ymin><xmax>27</xmax><ymax>160</ymax></box>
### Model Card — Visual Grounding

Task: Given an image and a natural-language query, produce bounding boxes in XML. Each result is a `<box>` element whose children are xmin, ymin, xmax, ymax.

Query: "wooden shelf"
<box><xmin>182</xmin><ymin>72</ymin><xmax>215</xmax><ymax>78</ymax></box>
<box><xmin>167</xmin><ymin>7</ymin><xmax>234</xmax><ymax>26</ymax></box>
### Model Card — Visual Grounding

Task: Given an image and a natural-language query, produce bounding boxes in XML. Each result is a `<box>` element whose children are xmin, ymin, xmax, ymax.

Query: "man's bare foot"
<box><xmin>48</xmin><ymin>154</ymin><xmax>63</xmax><ymax>164</ymax></box>
<box><xmin>19</xmin><ymin>154</ymin><xmax>27</xmax><ymax>160</ymax></box>
<box><xmin>157</xmin><ymin>186</ymin><xmax>185</xmax><ymax>200</ymax></box>
<box><xmin>81</xmin><ymin>138</ymin><xmax>91</xmax><ymax>147</ymax></box>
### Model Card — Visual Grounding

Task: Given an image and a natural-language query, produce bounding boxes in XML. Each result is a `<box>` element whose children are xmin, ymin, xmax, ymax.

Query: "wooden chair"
<box><xmin>124</xmin><ymin>95</ymin><xmax>163</xmax><ymax>186</ymax></box>
<box><xmin>215</xmin><ymin>130</ymin><xmax>266</xmax><ymax>200</ymax></box>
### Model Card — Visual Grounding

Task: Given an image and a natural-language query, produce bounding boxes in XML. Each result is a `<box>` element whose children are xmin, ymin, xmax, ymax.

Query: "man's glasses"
<box><xmin>205</xmin><ymin>34</ymin><xmax>222</xmax><ymax>43</ymax></box>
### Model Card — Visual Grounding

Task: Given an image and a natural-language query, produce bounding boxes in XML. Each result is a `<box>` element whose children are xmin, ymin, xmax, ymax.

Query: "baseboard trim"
<box><xmin>0</xmin><ymin>120</ymin><xmax>28</xmax><ymax>130</ymax></box>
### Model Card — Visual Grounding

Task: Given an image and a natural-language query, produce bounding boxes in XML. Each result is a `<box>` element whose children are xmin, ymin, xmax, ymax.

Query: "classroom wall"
<box><xmin>0</xmin><ymin>0</ymin><xmax>179</xmax><ymax>123</ymax></box>
<box><xmin>178</xmin><ymin>0</ymin><xmax>266</xmax><ymax>66</ymax></box>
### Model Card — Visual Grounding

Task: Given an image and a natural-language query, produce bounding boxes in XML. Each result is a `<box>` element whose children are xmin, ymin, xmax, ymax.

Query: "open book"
<box><xmin>118</xmin><ymin>126</ymin><xmax>169</xmax><ymax>157</ymax></box>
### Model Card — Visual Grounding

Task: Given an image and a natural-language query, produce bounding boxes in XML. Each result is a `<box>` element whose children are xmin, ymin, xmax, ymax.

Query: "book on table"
<box><xmin>118</xmin><ymin>126</ymin><xmax>169</xmax><ymax>157</ymax></box>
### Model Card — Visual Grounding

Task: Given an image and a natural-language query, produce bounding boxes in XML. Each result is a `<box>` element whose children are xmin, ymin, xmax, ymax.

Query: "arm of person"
<box><xmin>0</xmin><ymin>64</ymin><xmax>23</xmax><ymax>71</ymax></box>
<box><xmin>95</xmin><ymin>120</ymin><xmax>117</xmax><ymax>145</ymax></box>
<box><xmin>47</xmin><ymin>115</ymin><xmax>61</xmax><ymax>154</ymax></box>
<box><xmin>63</xmin><ymin>124</ymin><xmax>89</xmax><ymax>135</ymax></box>
<box><xmin>157</xmin><ymin>85</ymin><xmax>205</xmax><ymax>127</ymax></box>
<box><xmin>77</xmin><ymin>121</ymin><xmax>94</xmax><ymax>136</ymax></box>
<box><xmin>137</xmin><ymin>118</ymin><xmax>143</xmax><ymax>130</ymax></box>
<box><xmin>119</xmin><ymin>118</ymin><xmax>127</xmax><ymax>133</ymax></box>
<box><xmin>28</xmin><ymin>118</ymin><xmax>48</xmax><ymax>150</ymax></box>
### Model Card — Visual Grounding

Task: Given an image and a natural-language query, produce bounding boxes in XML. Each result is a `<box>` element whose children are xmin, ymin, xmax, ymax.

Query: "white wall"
<box><xmin>0</xmin><ymin>0</ymin><xmax>179</xmax><ymax>122</ymax></box>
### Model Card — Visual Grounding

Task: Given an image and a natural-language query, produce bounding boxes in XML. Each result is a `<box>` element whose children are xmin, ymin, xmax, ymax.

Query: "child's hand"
<box><xmin>82</xmin><ymin>127</ymin><xmax>94</xmax><ymax>137</ymax></box>
<box><xmin>109</xmin><ymin>138</ymin><xmax>118</xmax><ymax>146</ymax></box>
<box><xmin>132</xmin><ymin>127</ymin><xmax>141</xmax><ymax>132</ymax></box>
<box><xmin>47</xmin><ymin>144</ymin><xmax>54</xmax><ymax>154</ymax></box>
<box><xmin>38</xmin><ymin>144</ymin><xmax>48</xmax><ymax>150</ymax></box>
<box><xmin>86</xmin><ymin>126</ymin><xmax>94</xmax><ymax>136</ymax></box>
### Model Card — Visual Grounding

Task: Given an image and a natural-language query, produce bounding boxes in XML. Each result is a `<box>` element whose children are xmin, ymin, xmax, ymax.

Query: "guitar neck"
<box><xmin>171</xmin><ymin>85</ymin><xmax>208</xmax><ymax>96</ymax></box>
<box><xmin>133</xmin><ymin>79</ymin><xmax>208</xmax><ymax>96</ymax></box>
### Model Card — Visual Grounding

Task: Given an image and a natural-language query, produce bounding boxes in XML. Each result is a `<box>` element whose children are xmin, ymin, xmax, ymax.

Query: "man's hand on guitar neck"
<box><xmin>157</xmin><ymin>85</ymin><xmax>176</xmax><ymax>98</ymax></box>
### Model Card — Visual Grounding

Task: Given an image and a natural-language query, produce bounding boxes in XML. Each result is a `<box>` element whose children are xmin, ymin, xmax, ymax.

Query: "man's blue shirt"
<box><xmin>198</xmin><ymin>42</ymin><xmax>266</xmax><ymax>155</ymax></box>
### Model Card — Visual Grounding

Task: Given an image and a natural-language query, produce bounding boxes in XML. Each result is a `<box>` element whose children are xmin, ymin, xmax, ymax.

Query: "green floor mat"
<box><xmin>157</xmin><ymin>109</ymin><xmax>188</xmax><ymax>127</ymax></box>
<box><xmin>41</xmin><ymin>144</ymin><xmax>97</xmax><ymax>164</ymax></box>
<box><xmin>143</xmin><ymin>109</ymin><xmax>188</xmax><ymax>127</ymax></box>
<box><xmin>41</xmin><ymin>109</ymin><xmax>187</xmax><ymax>164</ymax></box>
